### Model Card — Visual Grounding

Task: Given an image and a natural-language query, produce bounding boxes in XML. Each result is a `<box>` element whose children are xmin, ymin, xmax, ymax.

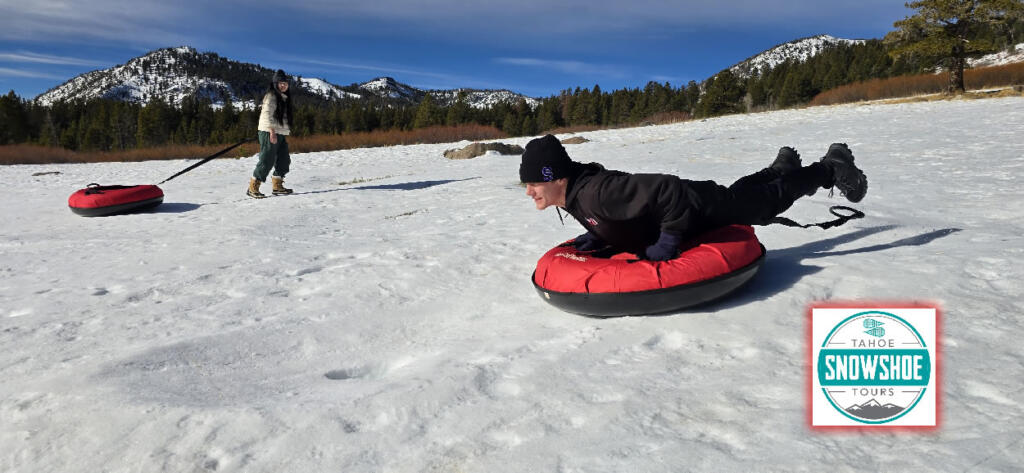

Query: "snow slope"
<box><xmin>969</xmin><ymin>42</ymin><xmax>1024</xmax><ymax>68</ymax></box>
<box><xmin>3</xmin><ymin>97</ymin><xmax>1024</xmax><ymax>472</ymax></box>
<box><xmin>729</xmin><ymin>35</ymin><xmax>866</xmax><ymax>78</ymax></box>
<box><xmin>297</xmin><ymin>77</ymin><xmax>363</xmax><ymax>101</ymax></box>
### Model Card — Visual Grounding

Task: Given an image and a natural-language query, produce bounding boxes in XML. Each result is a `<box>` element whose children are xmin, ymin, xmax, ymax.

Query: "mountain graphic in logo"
<box><xmin>845</xmin><ymin>398</ymin><xmax>905</xmax><ymax>420</ymax></box>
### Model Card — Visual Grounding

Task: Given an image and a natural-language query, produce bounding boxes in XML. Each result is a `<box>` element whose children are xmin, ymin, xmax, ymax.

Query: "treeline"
<box><xmin>2</xmin><ymin>22</ymin><xmax>1022</xmax><ymax>153</ymax></box>
<box><xmin>0</xmin><ymin>86</ymin><xmax>699</xmax><ymax>152</ymax></box>
<box><xmin>0</xmin><ymin>41</ymin><xmax>919</xmax><ymax>150</ymax></box>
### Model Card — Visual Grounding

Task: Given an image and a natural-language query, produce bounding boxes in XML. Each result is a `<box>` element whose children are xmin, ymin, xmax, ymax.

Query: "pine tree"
<box><xmin>0</xmin><ymin>90</ymin><xmax>30</xmax><ymax>145</ymax></box>
<box><xmin>412</xmin><ymin>94</ymin><xmax>440</xmax><ymax>128</ymax></box>
<box><xmin>886</xmin><ymin>0</ymin><xmax>1024</xmax><ymax>94</ymax></box>
<box><xmin>535</xmin><ymin>99</ymin><xmax>562</xmax><ymax>132</ymax></box>
<box><xmin>136</xmin><ymin>97</ymin><xmax>173</xmax><ymax>147</ymax></box>
<box><xmin>697</xmin><ymin>70</ymin><xmax>745</xmax><ymax>117</ymax></box>
<box><xmin>446</xmin><ymin>91</ymin><xmax>471</xmax><ymax>125</ymax></box>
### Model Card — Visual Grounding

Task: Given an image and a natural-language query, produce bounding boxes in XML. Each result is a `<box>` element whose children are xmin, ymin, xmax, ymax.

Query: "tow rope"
<box><xmin>158</xmin><ymin>138</ymin><xmax>254</xmax><ymax>184</ymax></box>
<box><xmin>769</xmin><ymin>205</ymin><xmax>865</xmax><ymax>230</ymax></box>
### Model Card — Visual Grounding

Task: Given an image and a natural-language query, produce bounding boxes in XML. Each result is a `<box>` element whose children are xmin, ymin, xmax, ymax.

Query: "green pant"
<box><xmin>254</xmin><ymin>131</ymin><xmax>290</xmax><ymax>181</ymax></box>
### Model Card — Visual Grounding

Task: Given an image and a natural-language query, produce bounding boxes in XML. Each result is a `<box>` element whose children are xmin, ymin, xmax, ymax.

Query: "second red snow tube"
<box><xmin>68</xmin><ymin>183</ymin><xmax>164</xmax><ymax>217</ymax></box>
<box><xmin>532</xmin><ymin>225</ymin><xmax>765</xmax><ymax>316</ymax></box>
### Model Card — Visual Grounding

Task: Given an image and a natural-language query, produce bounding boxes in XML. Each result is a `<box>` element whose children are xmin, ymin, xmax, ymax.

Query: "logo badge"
<box><xmin>586</xmin><ymin>217</ymin><xmax>598</xmax><ymax>226</ymax></box>
<box><xmin>810</xmin><ymin>305</ymin><xmax>939</xmax><ymax>428</ymax></box>
<box><xmin>541</xmin><ymin>166</ymin><xmax>554</xmax><ymax>182</ymax></box>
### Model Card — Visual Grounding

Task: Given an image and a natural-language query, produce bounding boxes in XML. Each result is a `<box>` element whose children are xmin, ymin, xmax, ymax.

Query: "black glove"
<box><xmin>572</xmin><ymin>232</ymin><xmax>606</xmax><ymax>251</ymax></box>
<box><xmin>644</xmin><ymin>232</ymin><xmax>682</xmax><ymax>261</ymax></box>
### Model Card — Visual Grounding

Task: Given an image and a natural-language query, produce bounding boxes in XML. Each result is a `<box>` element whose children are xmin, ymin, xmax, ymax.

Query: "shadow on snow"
<box><xmin>707</xmin><ymin>225</ymin><xmax>962</xmax><ymax>311</ymax></box>
<box><xmin>346</xmin><ymin>177</ymin><xmax>479</xmax><ymax>191</ymax></box>
<box><xmin>585</xmin><ymin>225</ymin><xmax>963</xmax><ymax>318</ymax></box>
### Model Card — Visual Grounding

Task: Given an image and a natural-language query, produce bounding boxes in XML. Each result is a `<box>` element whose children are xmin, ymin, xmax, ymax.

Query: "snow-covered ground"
<box><xmin>3</xmin><ymin>97</ymin><xmax>1023</xmax><ymax>472</ymax></box>
<box><xmin>970</xmin><ymin>42</ymin><xmax>1024</xmax><ymax>68</ymax></box>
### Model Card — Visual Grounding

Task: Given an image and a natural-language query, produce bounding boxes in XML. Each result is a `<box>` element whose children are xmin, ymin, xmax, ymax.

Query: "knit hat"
<box><xmin>272</xmin><ymin>69</ymin><xmax>289</xmax><ymax>83</ymax></box>
<box><xmin>519</xmin><ymin>135</ymin><xmax>574</xmax><ymax>183</ymax></box>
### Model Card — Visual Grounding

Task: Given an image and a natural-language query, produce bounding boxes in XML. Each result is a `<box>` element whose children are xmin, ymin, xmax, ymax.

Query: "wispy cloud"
<box><xmin>291</xmin><ymin>57</ymin><xmax>456</xmax><ymax>81</ymax></box>
<box><xmin>0</xmin><ymin>67</ymin><xmax>64</xmax><ymax>79</ymax></box>
<box><xmin>285</xmin><ymin>56</ymin><xmax>528</xmax><ymax>93</ymax></box>
<box><xmin>0</xmin><ymin>51</ymin><xmax>107</xmax><ymax>67</ymax></box>
<box><xmin>495</xmin><ymin>57</ymin><xmax>628</xmax><ymax>79</ymax></box>
<box><xmin>0</xmin><ymin>0</ymin><xmax>193</xmax><ymax>45</ymax></box>
<box><xmin>265</xmin><ymin>0</ymin><xmax>910</xmax><ymax>34</ymax></box>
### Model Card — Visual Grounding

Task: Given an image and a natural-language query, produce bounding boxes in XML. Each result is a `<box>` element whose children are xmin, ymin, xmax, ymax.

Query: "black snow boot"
<box><xmin>727</xmin><ymin>146</ymin><xmax>804</xmax><ymax>192</ymax></box>
<box><xmin>770</xmin><ymin>146</ymin><xmax>802</xmax><ymax>175</ymax></box>
<box><xmin>820</xmin><ymin>143</ymin><xmax>868</xmax><ymax>203</ymax></box>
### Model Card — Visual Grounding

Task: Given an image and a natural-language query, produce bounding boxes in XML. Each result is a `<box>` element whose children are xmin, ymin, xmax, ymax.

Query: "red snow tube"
<box><xmin>532</xmin><ymin>225</ymin><xmax>765</xmax><ymax>316</ymax></box>
<box><xmin>68</xmin><ymin>183</ymin><xmax>164</xmax><ymax>217</ymax></box>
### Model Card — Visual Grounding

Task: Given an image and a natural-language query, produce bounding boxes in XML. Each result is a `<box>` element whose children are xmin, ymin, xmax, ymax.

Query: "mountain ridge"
<box><xmin>727</xmin><ymin>34</ymin><xmax>868</xmax><ymax>78</ymax></box>
<box><xmin>34</xmin><ymin>46</ymin><xmax>540</xmax><ymax>110</ymax></box>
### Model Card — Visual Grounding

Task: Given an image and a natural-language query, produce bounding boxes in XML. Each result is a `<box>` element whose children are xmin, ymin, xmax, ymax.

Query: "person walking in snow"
<box><xmin>520</xmin><ymin>134</ymin><xmax>867</xmax><ymax>260</ymax></box>
<box><xmin>248</xmin><ymin>69</ymin><xmax>295</xmax><ymax>198</ymax></box>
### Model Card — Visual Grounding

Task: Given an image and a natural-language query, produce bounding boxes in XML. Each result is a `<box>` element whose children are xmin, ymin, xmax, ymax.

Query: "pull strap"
<box><xmin>769</xmin><ymin>205</ymin><xmax>865</xmax><ymax>230</ymax></box>
<box><xmin>84</xmin><ymin>183</ymin><xmax>135</xmax><ymax>195</ymax></box>
<box><xmin>158</xmin><ymin>138</ymin><xmax>254</xmax><ymax>184</ymax></box>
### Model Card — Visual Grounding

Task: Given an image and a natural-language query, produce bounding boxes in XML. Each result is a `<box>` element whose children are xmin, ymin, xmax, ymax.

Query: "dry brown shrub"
<box><xmin>542</xmin><ymin>124</ymin><xmax>617</xmax><ymax>135</ymax></box>
<box><xmin>641</xmin><ymin>111</ymin><xmax>692</xmax><ymax>125</ymax></box>
<box><xmin>0</xmin><ymin>143</ymin><xmax>261</xmax><ymax>166</ymax></box>
<box><xmin>0</xmin><ymin>144</ymin><xmax>81</xmax><ymax>165</ymax></box>
<box><xmin>1</xmin><ymin>124</ymin><xmax>506</xmax><ymax>165</ymax></box>
<box><xmin>811</xmin><ymin>62</ymin><xmax>1024</xmax><ymax>106</ymax></box>
<box><xmin>288</xmin><ymin>124</ymin><xmax>506</xmax><ymax>154</ymax></box>
<box><xmin>965</xmin><ymin>62</ymin><xmax>1024</xmax><ymax>89</ymax></box>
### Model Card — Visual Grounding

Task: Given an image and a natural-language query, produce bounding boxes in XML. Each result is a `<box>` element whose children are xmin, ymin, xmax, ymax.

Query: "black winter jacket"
<box><xmin>563</xmin><ymin>163</ymin><xmax>721</xmax><ymax>255</ymax></box>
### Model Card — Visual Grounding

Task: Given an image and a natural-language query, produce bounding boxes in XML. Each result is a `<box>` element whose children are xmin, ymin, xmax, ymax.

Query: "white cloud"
<box><xmin>255</xmin><ymin>0</ymin><xmax>910</xmax><ymax>34</ymax></box>
<box><xmin>0</xmin><ymin>67</ymin><xmax>64</xmax><ymax>79</ymax></box>
<box><xmin>287</xmin><ymin>56</ymin><xmax>523</xmax><ymax>92</ymax></box>
<box><xmin>495</xmin><ymin>57</ymin><xmax>627</xmax><ymax>79</ymax></box>
<box><xmin>291</xmin><ymin>57</ymin><xmax>456</xmax><ymax>81</ymax></box>
<box><xmin>0</xmin><ymin>0</ymin><xmax>910</xmax><ymax>47</ymax></box>
<box><xmin>0</xmin><ymin>0</ymin><xmax>190</xmax><ymax>44</ymax></box>
<box><xmin>0</xmin><ymin>52</ymin><xmax>107</xmax><ymax>67</ymax></box>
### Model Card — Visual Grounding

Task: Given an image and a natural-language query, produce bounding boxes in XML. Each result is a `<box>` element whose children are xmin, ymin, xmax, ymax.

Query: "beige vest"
<box><xmin>257</xmin><ymin>92</ymin><xmax>291</xmax><ymax>135</ymax></box>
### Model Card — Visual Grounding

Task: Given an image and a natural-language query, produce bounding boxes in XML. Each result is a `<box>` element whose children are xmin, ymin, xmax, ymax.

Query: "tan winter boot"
<box><xmin>247</xmin><ymin>178</ymin><xmax>266</xmax><ymax>199</ymax></box>
<box><xmin>271</xmin><ymin>176</ymin><xmax>293</xmax><ymax>195</ymax></box>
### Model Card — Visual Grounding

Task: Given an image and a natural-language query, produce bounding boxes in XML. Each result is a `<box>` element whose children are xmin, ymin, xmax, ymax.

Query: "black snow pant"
<box><xmin>701</xmin><ymin>162</ymin><xmax>833</xmax><ymax>228</ymax></box>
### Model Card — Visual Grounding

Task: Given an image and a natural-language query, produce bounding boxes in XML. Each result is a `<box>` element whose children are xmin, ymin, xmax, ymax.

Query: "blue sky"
<box><xmin>0</xmin><ymin>1</ymin><xmax>913</xmax><ymax>100</ymax></box>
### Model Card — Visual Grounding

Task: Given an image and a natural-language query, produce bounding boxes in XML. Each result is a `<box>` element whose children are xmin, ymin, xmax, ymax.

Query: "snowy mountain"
<box><xmin>36</xmin><ymin>47</ymin><xmax>279</xmax><ymax>109</ymax></box>
<box><xmin>430</xmin><ymin>88</ymin><xmax>540</xmax><ymax>109</ymax></box>
<box><xmin>34</xmin><ymin>47</ymin><xmax>538</xmax><ymax>110</ymax></box>
<box><xmin>297</xmin><ymin>77</ymin><xmax>363</xmax><ymax>102</ymax></box>
<box><xmin>728</xmin><ymin>34</ymin><xmax>867</xmax><ymax>78</ymax></box>
<box><xmin>358</xmin><ymin>77</ymin><xmax>424</xmax><ymax>103</ymax></box>
<box><xmin>357</xmin><ymin>77</ymin><xmax>539</xmax><ymax>109</ymax></box>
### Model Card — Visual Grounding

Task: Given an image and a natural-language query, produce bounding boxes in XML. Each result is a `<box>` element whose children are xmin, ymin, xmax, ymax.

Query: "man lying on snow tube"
<box><xmin>520</xmin><ymin>134</ymin><xmax>868</xmax><ymax>316</ymax></box>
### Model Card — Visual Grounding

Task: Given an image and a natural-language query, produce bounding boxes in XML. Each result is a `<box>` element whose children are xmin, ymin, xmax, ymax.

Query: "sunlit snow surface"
<box><xmin>3</xmin><ymin>97</ymin><xmax>1023</xmax><ymax>472</ymax></box>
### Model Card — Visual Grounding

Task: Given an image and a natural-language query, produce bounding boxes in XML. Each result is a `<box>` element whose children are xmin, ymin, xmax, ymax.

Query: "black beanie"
<box><xmin>272</xmin><ymin>69</ymin><xmax>289</xmax><ymax>83</ymax></box>
<box><xmin>520</xmin><ymin>134</ymin><xmax>574</xmax><ymax>183</ymax></box>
